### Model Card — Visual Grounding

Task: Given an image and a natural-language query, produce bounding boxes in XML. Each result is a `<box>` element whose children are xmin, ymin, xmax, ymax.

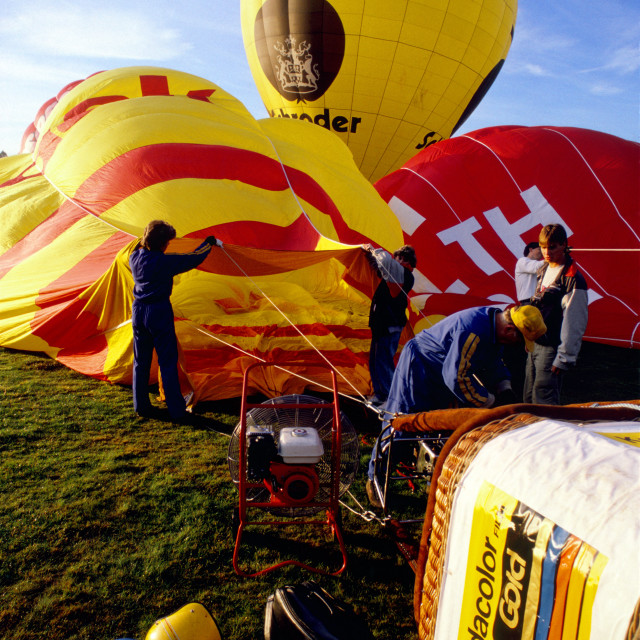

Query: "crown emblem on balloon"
<box><xmin>274</xmin><ymin>37</ymin><xmax>320</xmax><ymax>96</ymax></box>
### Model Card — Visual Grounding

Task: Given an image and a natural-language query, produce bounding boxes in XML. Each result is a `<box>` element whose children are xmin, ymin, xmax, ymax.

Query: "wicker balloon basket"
<box><xmin>388</xmin><ymin>401</ymin><xmax>640</xmax><ymax>640</ymax></box>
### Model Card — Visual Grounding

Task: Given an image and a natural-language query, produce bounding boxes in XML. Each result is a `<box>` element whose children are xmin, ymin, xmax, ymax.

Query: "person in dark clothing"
<box><xmin>524</xmin><ymin>224</ymin><xmax>588</xmax><ymax>405</ymax></box>
<box><xmin>364</xmin><ymin>244</ymin><xmax>416</xmax><ymax>406</ymax></box>
<box><xmin>129</xmin><ymin>220</ymin><xmax>219</xmax><ymax>420</ymax></box>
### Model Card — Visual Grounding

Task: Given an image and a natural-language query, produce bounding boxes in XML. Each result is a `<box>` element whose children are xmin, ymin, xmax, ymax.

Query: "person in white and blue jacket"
<box><xmin>129</xmin><ymin>220</ymin><xmax>219</xmax><ymax>421</ymax></box>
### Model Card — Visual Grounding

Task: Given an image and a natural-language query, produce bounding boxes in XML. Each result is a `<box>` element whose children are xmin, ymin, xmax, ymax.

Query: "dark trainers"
<box><xmin>366</xmin><ymin>479</ymin><xmax>383</xmax><ymax>509</ymax></box>
<box><xmin>136</xmin><ymin>406</ymin><xmax>162</xmax><ymax>420</ymax></box>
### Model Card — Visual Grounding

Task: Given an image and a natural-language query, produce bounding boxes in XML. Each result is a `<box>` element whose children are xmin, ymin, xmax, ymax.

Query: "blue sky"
<box><xmin>1</xmin><ymin>0</ymin><xmax>638</xmax><ymax>156</ymax></box>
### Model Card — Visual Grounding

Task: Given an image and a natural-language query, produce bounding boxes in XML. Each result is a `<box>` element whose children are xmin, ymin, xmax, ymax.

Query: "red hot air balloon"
<box><xmin>374</xmin><ymin>125</ymin><xmax>640</xmax><ymax>348</ymax></box>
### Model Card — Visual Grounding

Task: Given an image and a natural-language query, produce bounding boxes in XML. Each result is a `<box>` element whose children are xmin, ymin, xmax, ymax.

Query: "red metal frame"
<box><xmin>232</xmin><ymin>361</ymin><xmax>348</xmax><ymax>577</ymax></box>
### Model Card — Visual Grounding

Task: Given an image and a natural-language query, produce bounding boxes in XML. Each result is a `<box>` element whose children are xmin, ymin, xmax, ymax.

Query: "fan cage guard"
<box><xmin>228</xmin><ymin>394</ymin><xmax>360</xmax><ymax>517</ymax></box>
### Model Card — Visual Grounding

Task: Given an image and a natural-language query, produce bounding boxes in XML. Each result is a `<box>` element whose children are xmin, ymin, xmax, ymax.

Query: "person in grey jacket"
<box><xmin>524</xmin><ymin>224</ymin><xmax>588</xmax><ymax>405</ymax></box>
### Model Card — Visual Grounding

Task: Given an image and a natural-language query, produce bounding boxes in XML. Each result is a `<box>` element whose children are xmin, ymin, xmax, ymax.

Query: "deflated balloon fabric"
<box><xmin>0</xmin><ymin>66</ymin><xmax>405</xmax><ymax>402</ymax></box>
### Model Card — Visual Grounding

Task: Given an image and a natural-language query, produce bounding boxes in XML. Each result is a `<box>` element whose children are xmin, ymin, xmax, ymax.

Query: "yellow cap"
<box><xmin>145</xmin><ymin>603</ymin><xmax>222</xmax><ymax>640</ymax></box>
<box><xmin>510</xmin><ymin>305</ymin><xmax>547</xmax><ymax>352</ymax></box>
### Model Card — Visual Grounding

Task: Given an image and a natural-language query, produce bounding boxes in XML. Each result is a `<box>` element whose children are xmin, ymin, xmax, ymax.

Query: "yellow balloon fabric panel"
<box><xmin>242</xmin><ymin>0</ymin><xmax>517</xmax><ymax>182</ymax></box>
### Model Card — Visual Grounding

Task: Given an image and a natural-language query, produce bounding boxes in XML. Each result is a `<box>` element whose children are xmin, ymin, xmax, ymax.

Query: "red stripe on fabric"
<box><xmin>73</xmin><ymin>143</ymin><xmax>369</xmax><ymax>245</ymax></box>
<box><xmin>32</xmin><ymin>296</ymin><xmax>109</xmax><ymax>379</ymax></box>
<box><xmin>51</xmin><ymin>328</ymin><xmax>368</xmax><ymax>386</ymax></box>
<box><xmin>0</xmin><ymin>162</ymin><xmax>39</xmax><ymax>189</ymax></box>
<box><xmin>140</xmin><ymin>75</ymin><xmax>170</xmax><ymax>96</ymax></box>
<box><xmin>286</xmin><ymin>168</ymin><xmax>371</xmax><ymax>246</ymax></box>
<box><xmin>263</xmin><ymin>346</ymin><xmax>368</xmax><ymax>368</ymax></box>
<box><xmin>62</xmin><ymin>96</ymin><xmax>128</xmax><ymax>126</ymax></box>
<box><xmin>187</xmin><ymin>89</ymin><xmax>215</xmax><ymax>102</ymax></box>
<box><xmin>35</xmin><ymin>96</ymin><xmax>127</xmax><ymax>167</ymax></box>
<box><xmin>184</xmin><ymin>346</ymin><xmax>368</xmax><ymax>369</ymax></box>
<box><xmin>36</xmin><ymin>129</ymin><xmax>64</xmax><ymax>167</ymax></box>
<box><xmin>56</xmin><ymin>343</ymin><xmax>110</xmax><ymax>381</ymax></box>
<box><xmin>187</xmin><ymin>216</ymin><xmax>320</xmax><ymax>251</ymax></box>
<box><xmin>0</xmin><ymin>200</ymin><xmax>88</xmax><ymax>281</ymax></box>
<box><xmin>74</xmin><ymin>144</ymin><xmax>287</xmax><ymax>213</ymax></box>
<box><xmin>56</xmin><ymin>342</ymin><xmax>368</xmax><ymax>390</ymax></box>
<box><xmin>40</xmin><ymin>76</ymin><xmax>213</xmax><ymax>164</ymax></box>
<box><xmin>31</xmin><ymin>232</ymin><xmax>131</xmax><ymax>346</ymax></box>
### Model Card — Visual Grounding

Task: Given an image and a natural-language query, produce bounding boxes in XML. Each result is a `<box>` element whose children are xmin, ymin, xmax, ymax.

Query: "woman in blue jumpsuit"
<box><xmin>129</xmin><ymin>220</ymin><xmax>218</xmax><ymax>420</ymax></box>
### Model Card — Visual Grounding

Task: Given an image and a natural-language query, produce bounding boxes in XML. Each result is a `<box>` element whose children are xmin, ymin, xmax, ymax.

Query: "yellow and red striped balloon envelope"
<box><xmin>0</xmin><ymin>66</ymin><xmax>405</xmax><ymax>402</ymax></box>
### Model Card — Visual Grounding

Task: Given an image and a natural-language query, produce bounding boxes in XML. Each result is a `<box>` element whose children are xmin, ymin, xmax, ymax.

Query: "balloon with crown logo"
<box><xmin>241</xmin><ymin>0</ymin><xmax>517</xmax><ymax>183</ymax></box>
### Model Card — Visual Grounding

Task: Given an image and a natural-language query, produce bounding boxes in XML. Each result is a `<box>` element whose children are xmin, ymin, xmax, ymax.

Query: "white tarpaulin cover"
<box><xmin>433</xmin><ymin>419</ymin><xmax>640</xmax><ymax>640</ymax></box>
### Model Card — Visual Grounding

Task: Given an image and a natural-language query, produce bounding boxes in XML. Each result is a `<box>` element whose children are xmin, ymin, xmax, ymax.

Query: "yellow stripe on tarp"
<box><xmin>596</xmin><ymin>431</ymin><xmax>640</xmax><ymax>448</ymax></box>
<box><xmin>577</xmin><ymin>552</ymin><xmax>608</xmax><ymax>640</ymax></box>
<box><xmin>522</xmin><ymin>518</ymin><xmax>555</xmax><ymax>640</ymax></box>
<box><xmin>563</xmin><ymin>543</ymin><xmax>595</xmax><ymax>638</ymax></box>
<box><xmin>458</xmin><ymin>482</ymin><xmax>519</xmax><ymax>637</ymax></box>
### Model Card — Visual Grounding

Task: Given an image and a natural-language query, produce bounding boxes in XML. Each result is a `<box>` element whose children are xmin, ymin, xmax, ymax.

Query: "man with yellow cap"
<box><xmin>366</xmin><ymin>304</ymin><xmax>546</xmax><ymax>507</ymax></box>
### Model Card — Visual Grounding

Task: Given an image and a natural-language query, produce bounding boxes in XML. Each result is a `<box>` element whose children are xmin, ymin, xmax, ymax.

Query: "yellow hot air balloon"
<box><xmin>241</xmin><ymin>0</ymin><xmax>517</xmax><ymax>182</ymax></box>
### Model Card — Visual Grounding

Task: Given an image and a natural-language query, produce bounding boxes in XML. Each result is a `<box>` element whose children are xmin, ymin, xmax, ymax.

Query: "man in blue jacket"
<box><xmin>129</xmin><ymin>220</ymin><xmax>219</xmax><ymax>421</ymax></box>
<box><xmin>366</xmin><ymin>304</ymin><xmax>546</xmax><ymax>507</ymax></box>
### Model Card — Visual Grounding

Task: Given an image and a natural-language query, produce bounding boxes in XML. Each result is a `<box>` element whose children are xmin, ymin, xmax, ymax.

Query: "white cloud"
<box><xmin>522</xmin><ymin>63</ymin><xmax>551</xmax><ymax>77</ymax></box>
<box><xmin>606</xmin><ymin>45</ymin><xmax>640</xmax><ymax>74</ymax></box>
<box><xmin>580</xmin><ymin>45</ymin><xmax>640</xmax><ymax>75</ymax></box>
<box><xmin>3</xmin><ymin>5</ymin><xmax>192</xmax><ymax>61</ymax></box>
<box><xmin>589</xmin><ymin>83</ymin><xmax>624</xmax><ymax>96</ymax></box>
<box><xmin>512</xmin><ymin>22</ymin><xmax>576</xmax><ymax>55</ymax></box>
<box><xmin>0</xmin><ymin>54</ymin><xmax>87</xmax><ymax>85</ymax></box>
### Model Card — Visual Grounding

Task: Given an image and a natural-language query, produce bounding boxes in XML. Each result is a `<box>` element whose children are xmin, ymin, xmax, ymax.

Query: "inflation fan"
<box><xmin>227</xmin><ymin>362</ymin><xmax>359</xmax><ymax>576</ymax></box>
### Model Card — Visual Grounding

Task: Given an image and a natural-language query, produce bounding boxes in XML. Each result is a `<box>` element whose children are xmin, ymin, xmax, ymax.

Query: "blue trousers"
<box><xmin>132</xmin><ymin>300</ymin><xmax>186</xmax><ymax>419</ymax></box>
<box><xmin>523</xmin><ymin>343</ymin><xmax>563</xmax><ymax>405</ymax></box>
<box><xmin>368</xmin><ymin>341</ymin><xmax>452</xmax><ymax>480</ymax></box>
<box><xmin>369</xmin><ymin>328</ymin><xmax>402</xmax><ymax>401</ymax></box>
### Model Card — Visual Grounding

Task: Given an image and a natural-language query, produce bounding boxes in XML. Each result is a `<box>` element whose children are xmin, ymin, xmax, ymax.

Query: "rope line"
<box><xmin>339</xmin><ymin>490</ymin><xmax>389</xmax><ymax>525</ymax></box>
<box><xmin>214</xmin><ymin>243</ymin><xmax>369</xmax><ymax>402</ymax></box>
<box><xmin>182</xmin><ymin>317</ymin><xmax>370</xmax><ymax>407</ymax></box>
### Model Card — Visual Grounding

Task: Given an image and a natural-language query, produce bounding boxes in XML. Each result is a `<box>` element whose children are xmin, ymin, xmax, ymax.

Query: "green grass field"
<box><xmin>1</xmin><ymin>342</ymin><xmax>638</xmax><ymax>639</ymax></box>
